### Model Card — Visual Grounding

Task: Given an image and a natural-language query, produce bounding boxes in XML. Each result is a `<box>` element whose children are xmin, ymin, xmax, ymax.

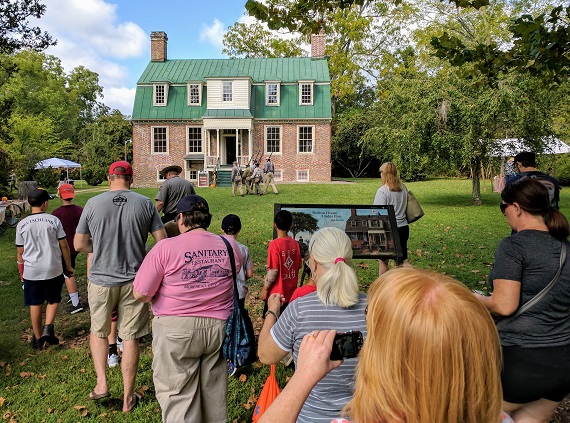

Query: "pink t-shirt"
<box><xmin>133</xmin><ymin>230</ymin><xmax>242</xmax><ymax>320</ymax></box>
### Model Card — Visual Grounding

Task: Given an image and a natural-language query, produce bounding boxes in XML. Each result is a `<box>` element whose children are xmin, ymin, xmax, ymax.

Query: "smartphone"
<box><xmin>330</xmin><ymin>331</ymin><xmax>364</xmax><ymax>361</ymax></box>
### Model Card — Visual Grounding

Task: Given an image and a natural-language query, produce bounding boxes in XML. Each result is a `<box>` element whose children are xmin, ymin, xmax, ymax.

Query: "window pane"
<box><xmin>267</xmin><ymin>83</ymin><xmax>278</xmax><ymax>104</ymax></box>
<box><xmin>153</xmin><ymin>127</ymin><xmax>167</xmax><ymax>153</ymax></box>
<box><xmin>155</xmin><ymin>85</ymin><xmax>165</xmax><ymax>104</ymax></box>
<box><xmin>223</xmin><ymin>81</ymin><xmax>232</xmax><ymax>102</ymax></box>
<box><xmin>298</xmin><ymin>126</ymin><xmax>313</xmax><ymax>153</ymax></box>
<box><xmin>300</xmin><ymin>83</ymin><xmax>312</xmax><ymax>104</ymax></box>
<box><xmin>187</xmin><ymin>127</ymin><xmax>202</xmax><ymax>152</ymax></box>
<box><xmin>266</xmin><ymin>127</ymin><xmax>281</xmax><ymax>153</ymax></box>
<box><xmin>189</xmin><ymin>84</ymin><xmax>200</xmax><ymax>104</ymax></box>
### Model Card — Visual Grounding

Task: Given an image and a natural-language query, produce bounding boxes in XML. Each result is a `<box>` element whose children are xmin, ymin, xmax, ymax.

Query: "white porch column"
<box><xmin>216</xmin><ymin>129</ymin><xmax>220</xmax><ymax>164</ymax></box>
<box><xmin>248</xmin><ymin>128</ymin><xmax>253</xmax><ymax>161</ymax></box>
<box><xmin>235</xmin><ymin>129</ymin><xmax>239</xmax><ymax>163</ymax></box>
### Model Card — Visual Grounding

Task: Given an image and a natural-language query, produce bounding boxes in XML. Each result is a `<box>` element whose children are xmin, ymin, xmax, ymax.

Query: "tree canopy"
<box><xmin>0</xmin><ymin>0</ymin><xmax>54</xmax><ymax>54</ymax></box>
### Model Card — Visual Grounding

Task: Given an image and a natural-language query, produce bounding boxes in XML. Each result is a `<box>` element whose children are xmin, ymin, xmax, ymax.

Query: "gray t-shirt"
<box><xmin>16</xmin><ymin>213</ymin><xmax>66</xmax><ymax>280</ymax></box>
<box><xmin>374</xmin><ymin>184</ymin><xmax>408</xmax><ymax>227</ymax></box>
<box><xmin>155</xmin><ymin>175</ymin><xmax>195</xmax><ymax>215</ymax></box>
<box><xmin>236</xmin><ymin>240</ymin><xmax>253</xmax><ymax>299</ymax></box>
<box><xmin>489</xmin><ymin>230</ymin><xmax>570</xmax><ymax>347</ymax></box>
<box><xmin>76</xmin><ymin>190</ymin><xmax>164</xmax><ymax>287</ymax></box>
<box><xmin>271</xmin><ymin>292</ymin><xmax>367</xmax><ymax>423</ymax></box>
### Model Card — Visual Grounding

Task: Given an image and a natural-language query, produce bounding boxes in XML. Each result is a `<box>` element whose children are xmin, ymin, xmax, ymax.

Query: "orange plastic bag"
<box><xmin>252</xmin><ymin>364</ymin><xmax>281</xmax><ymax>422</ymax></box>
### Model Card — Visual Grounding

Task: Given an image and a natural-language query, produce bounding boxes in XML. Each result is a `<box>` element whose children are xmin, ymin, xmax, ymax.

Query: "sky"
<box><xmin>32</xmin><ymin>0</ymin><xmax>250</xmax><ymax>115</ymax></box>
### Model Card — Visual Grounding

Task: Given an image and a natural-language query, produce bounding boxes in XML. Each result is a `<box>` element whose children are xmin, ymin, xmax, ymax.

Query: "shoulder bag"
<box><xmin>405</xmin><ymin>187</ymin><xmax>424</xmax><ymax>223</ymax></box>
<box><xmin>497</xmin><ymin>242</ymin><xmax>566</xmax><ymax>328</ymax></box>
<box><xmin>220</xmin><ymin>236</ymin><xmax>257</xmax><ymax>370</ymax></box>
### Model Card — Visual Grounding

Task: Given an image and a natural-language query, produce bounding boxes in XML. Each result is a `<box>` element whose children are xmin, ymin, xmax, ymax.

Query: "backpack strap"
<box><xmin>220</xmin><ymin>236</ymin><xmax>239</xmax><ymax>305</ymax></box>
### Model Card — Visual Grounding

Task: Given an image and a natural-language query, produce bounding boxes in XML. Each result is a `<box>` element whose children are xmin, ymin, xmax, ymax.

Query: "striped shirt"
<box><xmin>271</xmin><ymin>292</ymin><xmax>368</xmax><ymax>423</ymax></box>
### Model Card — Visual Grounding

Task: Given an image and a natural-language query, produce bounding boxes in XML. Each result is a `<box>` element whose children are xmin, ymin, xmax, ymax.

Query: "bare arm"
<box><xmin>259</xmin><ymin>330</ymin><xmax>342</xmax><ymax>423</ymax></box>
<box><xmin>155</xmin><ymin>200</ymin><xmax>165</xmax><ymax>212</ymax></box>
<box><xmin>258</xmin><ymin>294</ymin><xmax>288</xmax><ymax>364</ymax></box>
<box><xmin>474</xmin><ymin>279</ymin><xmax>521</xmax><ymax>316</ymax></box>
<box><xmin>245</xmin><ymin>267</ymin><xmax>254</xmax><ymax>279</ymax></box>
<box><xmin>260</xmin><ymin>268</ymin><xmax>278</xmax><ymax>300</ymax></box>
<box><xmin>74</xmin><ymin>233</ymin><xmax>93</xmax><ymax>253</ymax></box>
<box><xmin>17</xmin><ymin>246</ymin><xmax>24</xmax><ymax>281</ymax></box>
<box><xmin>133</xmin><ymin>288</ymin><xmax>152</xmax><ymax>303</ymax></box>
<box><xmin>59</xmin><ymin>239</ymin><xmax>74</xmax><ymax>276</ymax></box>
<box><xmin>151</xmin><ymin>228</ymin><xmax>167</xmax><ymax>243</ymax></box>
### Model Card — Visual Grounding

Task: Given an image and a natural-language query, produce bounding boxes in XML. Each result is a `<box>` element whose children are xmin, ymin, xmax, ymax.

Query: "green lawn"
<box><xmin>0</xmin><ymin>178</ymin><xmax>566</xmax><ymax>422</ymax></box>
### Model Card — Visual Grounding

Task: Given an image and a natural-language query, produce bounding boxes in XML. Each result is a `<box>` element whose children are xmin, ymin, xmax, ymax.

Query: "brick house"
<box><xmin>131</xmin><ymin>31</ymin><xmax>332</xmax><ymax>187</ymax></box>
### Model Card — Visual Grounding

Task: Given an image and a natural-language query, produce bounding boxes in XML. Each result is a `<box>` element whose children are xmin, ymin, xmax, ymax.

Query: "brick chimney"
<box><xmin>151</xmin><ymin>31</ymin><xmax>168</xmax><ymax>62</ymax></box>
<box><xmin>311</xmin><ymin>29</ymin><xmax>325</xmax><ymax>59</ymax></box>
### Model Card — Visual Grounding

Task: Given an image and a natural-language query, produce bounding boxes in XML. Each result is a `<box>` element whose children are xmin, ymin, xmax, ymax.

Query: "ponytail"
<box><xmin>545</xmin><ymin>207</ymin><xmax>570</xmax><ymax>241</ymax></box>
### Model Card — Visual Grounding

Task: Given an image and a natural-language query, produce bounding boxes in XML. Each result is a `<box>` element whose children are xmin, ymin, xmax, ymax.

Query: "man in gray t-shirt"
<box><xmin>74</xmin><ymin>161</ymin><xmax>166</xmax><ymax>413</ymax></box>
<box><xmin>155</xmin><ymin>164</ymin><xmax>195</xmax><ymax>223</ymax></box>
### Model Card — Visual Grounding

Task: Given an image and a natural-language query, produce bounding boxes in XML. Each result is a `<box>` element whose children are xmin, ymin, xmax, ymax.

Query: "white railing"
<box><xmin>206</xmin><ymin>156</ymin><xmax>218</xmax><ymax>167</ymax></box>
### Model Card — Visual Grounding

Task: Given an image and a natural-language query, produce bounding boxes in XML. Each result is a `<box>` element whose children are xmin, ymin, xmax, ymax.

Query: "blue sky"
<box><xmin>33</xmin><ymin>0</ymin><xmax>251</xmax><ymax>115</ymax></box>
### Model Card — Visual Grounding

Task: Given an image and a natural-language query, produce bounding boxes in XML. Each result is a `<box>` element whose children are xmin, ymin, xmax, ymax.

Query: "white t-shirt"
<box><xmin>16</xmin><ymin>212</ymin><xmax>66</xmax><ymax>280</ymax></box>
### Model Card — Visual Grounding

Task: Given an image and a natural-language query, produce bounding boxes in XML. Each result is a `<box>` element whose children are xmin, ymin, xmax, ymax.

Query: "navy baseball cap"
<box><xmin>177</xmin><ymin>194</ymin><xmax>209</xmax><ymax>214</ymax></box>
<box><xmin>28</xmin><ymin>188</ymin><xmax>53</xmax><ymax>206</ymax></box>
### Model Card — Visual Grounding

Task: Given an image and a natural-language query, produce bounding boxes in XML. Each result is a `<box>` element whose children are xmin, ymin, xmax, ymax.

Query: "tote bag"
<box><xmin>220</xmin><ymin>237</ymin><xmax>257</xmax><ymax>369</ymax></box>
<box><xmin>252</xmin><ymin>364</ymin><xmax>281</xmax><ymax>422</ymax></box>
<box><xmin>406</xmin><ymin>189</ymin><xmax>424</xmax><ymax>223</ymax></box>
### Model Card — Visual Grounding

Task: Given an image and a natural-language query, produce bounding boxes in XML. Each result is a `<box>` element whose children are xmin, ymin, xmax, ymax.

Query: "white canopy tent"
<box><xmin>490</xmin><ymin>137</ymin><xmax>570</xmax><ymax>157</ymax></box>
<box><xmin>34</xmin><ymin>157</ymin><xmax>83</xmax><ymax>187</ymax></box>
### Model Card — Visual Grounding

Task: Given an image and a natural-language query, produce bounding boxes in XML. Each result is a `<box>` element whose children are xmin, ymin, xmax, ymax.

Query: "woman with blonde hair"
<box><xmin>259</xmin><ymin>268</ymin><xmax>512</xmax><ymax>423</ymax></box>
<box><xmin>373</xmin><ymin>162</ymin><xmax>409</xmax><ymax>273</ymax></box>
<box><xmin>258</xmin><ymin>227</ymin><xmax>367</xmax><ymax>423</ymax></box>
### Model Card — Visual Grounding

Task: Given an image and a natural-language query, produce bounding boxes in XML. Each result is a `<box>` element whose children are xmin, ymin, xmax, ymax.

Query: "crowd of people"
<box><xmin>231</xmin><ymin>157</ymin><xmax>279</xmax><ymax>197</ymax></box>
<box><xmin>14</xmin><ymin>152</ymin><xmax>570</xmax><ymax>423</ymax></box>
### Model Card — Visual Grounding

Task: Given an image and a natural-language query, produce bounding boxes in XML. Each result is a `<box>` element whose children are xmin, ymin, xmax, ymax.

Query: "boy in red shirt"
<box><xmin>260</xmin><ymin>210</ymin><xmax>302</xmax><ymax>312</ymax></box>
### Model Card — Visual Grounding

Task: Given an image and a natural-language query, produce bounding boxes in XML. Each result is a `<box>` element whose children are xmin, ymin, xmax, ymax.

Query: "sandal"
<box><xmin>88</xmin><ymin>390</ymin><xmax>110</xmax><ymax>400</ymax></box>
<box><xmin>124</xmin><ymin>392</ymin><xmax>142</xmax><ymax>413</ymax></box>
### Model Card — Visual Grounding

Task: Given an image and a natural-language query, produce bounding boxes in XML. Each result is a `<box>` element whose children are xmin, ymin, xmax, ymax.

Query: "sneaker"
<box><xmin>116</xmin><ymin>338</ymin><xmax>123</xmax><ymax>352</ymax></box>
<box><xmin>31</xmin><ymin>335</ymin><xmax>44</xmax><ymax>350</ymax></box>
<box><xmin>68</xmin><ymin>303</ymin><xmax>84</xmax><ymax>314</ymax></box>
<box><xmin>107</xmin><ymin>353</ymin><xmax>120</xmax><ymax>368</ymax></box>
<box><xmin>227</xmin><ymin>361</ymin><xmax>237</xmax><ymax>376</ymax></box>
<box><xmin>40</xmin><ymin>324</ymin><xmax>59</xmax><ymax>346</ymax></box>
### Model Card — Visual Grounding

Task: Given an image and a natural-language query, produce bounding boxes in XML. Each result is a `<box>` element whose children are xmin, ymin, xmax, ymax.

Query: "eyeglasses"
<box><xmin>499</xmin><ymin>202</ymin><xmax>512</xmax><ymax>215</ymax></box>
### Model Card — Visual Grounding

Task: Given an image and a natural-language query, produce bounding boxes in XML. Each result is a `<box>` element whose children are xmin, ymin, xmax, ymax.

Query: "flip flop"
<box><xmin>88</xmin><ymin>390</ymin><xmax>110</xmax><ymax>400</ymax></box>
<box><xmin>124</xmin><ymin>393</ymin><xmax>142</xmax><ymax>413</ymax></box>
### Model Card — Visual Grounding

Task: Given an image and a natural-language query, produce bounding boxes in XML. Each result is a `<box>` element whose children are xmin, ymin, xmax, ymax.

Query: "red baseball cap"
<box><xmin>58</xmin><ymin>183</ymin><xmax>75</xmax><ymax>199</ymax></box>
<box><xmin>108</xmin><ymin>161</ymin><xmax>133</xmax><ymax>176</ymax></box>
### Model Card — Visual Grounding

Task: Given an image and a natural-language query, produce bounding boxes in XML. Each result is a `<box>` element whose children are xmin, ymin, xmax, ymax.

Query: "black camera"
<box><xmin>330</xmin><ymin>331</ymin><xmax>364</xmax><ymax>360</ymax></box>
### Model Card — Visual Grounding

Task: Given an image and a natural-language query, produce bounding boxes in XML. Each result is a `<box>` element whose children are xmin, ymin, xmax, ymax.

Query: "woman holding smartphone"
<box><xmin>258</xmin><ymin>227</ymin><xmax>367</xmax><ymax>423</ymax></box>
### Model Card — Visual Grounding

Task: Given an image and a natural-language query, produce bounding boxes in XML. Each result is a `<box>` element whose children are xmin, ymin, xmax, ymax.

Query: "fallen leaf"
<box><xmin>357</xmin><ymin>261</ymin><xmax>369</xmax><ymax>269</ymax></box>
<box><xmin>79</xmin><ymin>369</ymin><xmax>85</xmax><ymax>373</ymax></box>
<box><xmin>0</xmin><ymin>362</ymin><xmax>4</xmax><ymax>368</ymax></box>
<box><xmin>47</xmin><ymin>408</ymin><xmax>53</xmax><ymax>414</ymax></box>
<box><xmin>478</xmin><ymin>245</ymin><xmax>485</xmax><ymax>249</ymax></box>
<box><xmin>445</xmin><ymin>226</ymin><xmax>450</xmax><ymax>232</ymax></box>
<box><xmin>37</xmin><ymin>374</ymin><xmax>46</xmax><ymax>379</ymax></box>
<box><xmin>140</xmin><ymin>385</ymin><xmax>149</xmax><ymax>392</ymax></box>
<box><xmin>73</xmin><ymin>405</ymin><xmax>86</xmax><ymax>411</ymax></box>
<box><xmin>239</xmin><ymin>374</ymin><xmax>247</xmax><ymax>382</ymax></box>
<box><xmin>471</xmin><ymin>270</ymin><xmax>480</xmax><ymax>273</ymax></box>
<box><xmin>415</xmin><ymin>250</ymin><xmax>422</xmax><ymax>257</ymax></box>
<box><xmin>18</xmin><ymin>363</ymin><xmax>24</xmax><ymax>367</ymax></box>
<box><xmin>78</xmin><ymin>330</ymin><xmax>85</xmax><ymax>335</ymax></box>
<box><xmin>82</xmin><ymin>409</ymin><xmax>89</xmax><ymax>417</ymax></box>
<box><xmin>61</xmin><ymin>355</ymin><xmax>68</xmax><ymax>360</ymax></box>
<box><xmin>0</xmin><ymin>398</ymin><xmax>4</xmax><ymax>407</ymax></box>
<box><xmin>19</xmin><ymin>372</ymin><xmax>33</xmax><ymax>378</ymax></box>
<box><xmin>3</xmin><ymin>411</ymin><xmax>11</xmax><ymax>419</ymax></box>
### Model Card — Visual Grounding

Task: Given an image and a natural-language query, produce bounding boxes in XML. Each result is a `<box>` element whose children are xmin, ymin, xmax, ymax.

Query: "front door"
<box><xmin>225</xmin><ymin>136</ymin><xmax>236</xmax><ymax>164</ymax></box>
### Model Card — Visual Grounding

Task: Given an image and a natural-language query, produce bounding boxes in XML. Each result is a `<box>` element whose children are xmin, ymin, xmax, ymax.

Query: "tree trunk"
<box><xmin>17</xmin><ymin>181</ymin><xmax>38</xmax><ymax>201</ymax></box>
<box><xmin>471</xmin><ymin>158</ymin><xmax>482</xmax><ymax>206</ymax></box>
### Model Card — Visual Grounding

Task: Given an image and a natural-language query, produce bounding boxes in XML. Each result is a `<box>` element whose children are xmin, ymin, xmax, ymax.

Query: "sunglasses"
<box><xmin>499</xmin><ymin>202</ymin><xmax>512</xmax><ymax>215</ymax></box>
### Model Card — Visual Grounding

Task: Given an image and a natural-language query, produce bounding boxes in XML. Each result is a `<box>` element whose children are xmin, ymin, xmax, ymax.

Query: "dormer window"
<box><xmin>188</xmin><ymin>82</ymin><xmax>202</xmax><ymax>106</ymax></box>
<box><xmin>266</xmin><ymin>82</ymin><xmax>280</xmax><ymax>106</ymax></box>
<box><xmin>222</xmin><ymin>81</ymin><xmax>233</xmax><ymax>102</ymax></box>
<box><xmin>153</xmin><ymin>83</ymin><xmax>169</xmax><ymax>106</ymax></box>
<box><xmin>299</xmin><ymin>81</ymin><xmax>313</xmax><ymax>105</ymax></box>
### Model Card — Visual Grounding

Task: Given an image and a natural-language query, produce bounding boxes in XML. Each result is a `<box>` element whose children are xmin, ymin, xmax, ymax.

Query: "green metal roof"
<box><xmin>132</xmin><ymin>58</ymin><xmax>332</xmax><ymax>120</ymax></box>
<box><xmin>137</xmin><ymin>58</ymin><xmax>330</xmax><ymax>84</ymax></box>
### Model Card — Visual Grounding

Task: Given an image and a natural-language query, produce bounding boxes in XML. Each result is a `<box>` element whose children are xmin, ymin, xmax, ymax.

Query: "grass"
<box><xmin>0</xmin><ymin>177</ymin><xmax>568</xmax><ymax>422</ymax></box>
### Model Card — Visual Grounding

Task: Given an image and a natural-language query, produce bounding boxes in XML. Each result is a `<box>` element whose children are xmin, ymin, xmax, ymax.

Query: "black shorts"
<box><xmin>502</xmin><ymin>344</ymin><xmax>570</xmax><ymax>403</ymax></box>
<box><xmin>61</xmin><ymin>252</ymin><xmax>78</xmax><ymax>275</ymax></box>
<box><xmin>24</xmin><ymin>274</ymin><xmax>65</xmax><ymax>306</ymax></box>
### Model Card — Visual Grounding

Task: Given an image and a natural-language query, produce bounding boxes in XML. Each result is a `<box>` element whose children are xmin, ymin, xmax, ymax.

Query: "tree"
<box><xmin>222</xmin><ymin>22</ymin><xmax>305</xmax><ymax>58</ymax></box>
<box><xmin>0</xmin><ymin>0</ymin><xmax>55</xmax><ymax>54</ymax></box>
<box><xmin>290</xmin><ymin>212</ymin><xmax>319</xmax><ymax>240</ymax></box>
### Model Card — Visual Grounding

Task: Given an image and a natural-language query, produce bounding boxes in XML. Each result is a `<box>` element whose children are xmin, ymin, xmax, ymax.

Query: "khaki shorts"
<box><xmin>88</xmin><ymin>281</ymin><xmax>150</xmax><ymax>340</ymax></box>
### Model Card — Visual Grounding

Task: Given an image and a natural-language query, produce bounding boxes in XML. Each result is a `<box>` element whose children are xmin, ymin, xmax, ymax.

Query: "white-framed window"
<box><xmin>298</xmin><ymin>126</ymin><xmax>314</xmax><ymax>153</ymax></box>
<box><xmin>157</xmin><ymin>170</ymin><xmax>166</xmax><ymax>181</ymax></box>
<box><xmin>187</xmin><ymin>83</ymin><xmax>202</xmax><ymax>106</ymax></box>
<box><xmin>187</xmin><ymin>170</ymin><xmax>198</xmax><ymax>181</ymax></box>
<box><xmin>153</xmin><ymin>83</ymin><xmax>168</xmax><ymax>106</ymax></box>
<box><xmin>274</xmin><ymin>169</ymin><xmax>283</xmax><ymax>182</ymax></box>
<box><xmin>299</xmin><ymin>81</ymin><xmax>313</xmax><ymax>105</ymax></box>
<box><xmin>187</xmin><ymin>127</ymin><xmax>202</xmax><ymax>153</ymax></box>
<box><xmin>152</xmin><ymin>126</ymin><xmax>169</xmax><ymax>154</ymax></box>
<box><xmin>222</xmin><ymin>81</ymin><xmax>233</xmax><ymax>102</ymax></box>
<box><xmin>266</xmin><ymin>82</ymin><xmax>280</xmax><ymax>106</ymax></box>
<box><xmin>297</xmin><ymin>169</ymin><xmax>309</xmax><ymax>182</ymax></box>
<box><xmin>265</xmin><ymin>126</ymin><xmax>282</xmax><ymax>154</ymax></box>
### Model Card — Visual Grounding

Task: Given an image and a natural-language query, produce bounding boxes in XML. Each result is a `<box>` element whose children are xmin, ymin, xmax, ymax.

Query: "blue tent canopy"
<box><xmin>34</xmin><ymin>157</ymin><xmax>81</xmax><ymax>169</ymax></box>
